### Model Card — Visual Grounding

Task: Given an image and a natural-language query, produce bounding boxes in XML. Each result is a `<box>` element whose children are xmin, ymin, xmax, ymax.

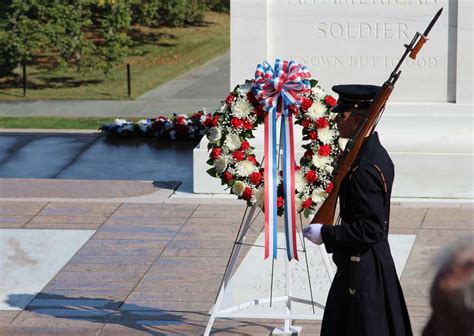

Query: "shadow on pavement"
<box><xmin>6</xmin><ymin>293</ymin><xmax>206</xmax><ymax>335</ymax></box>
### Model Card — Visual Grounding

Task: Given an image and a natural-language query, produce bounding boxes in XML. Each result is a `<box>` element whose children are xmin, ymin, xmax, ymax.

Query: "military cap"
<box><xmin>330</xmin><ymin>84</ymin><xmax>381</xmax><ymax>113</ymax></box>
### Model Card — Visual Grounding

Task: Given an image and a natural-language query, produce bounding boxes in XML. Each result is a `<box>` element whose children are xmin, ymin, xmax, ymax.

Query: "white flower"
<box><xmin>326</xmin><ymin>165</ymin><xmax>335</xmax><ymax>175</ymax></box>
<box><xmin>295</xmin><ymin>197</ymin><xmax>303</xmax><ymax>212</ymax></box>
<box><xmin>312</xmin><ymin>154</ymin><xmax>331</xmax><ymax>169</ymax></box>
<box><xmin>231</xmin><ymin>99</ymin><xmax>253</xmax><ymax>119</ymax></box>
<box><xmin>214</xmin><ymin>157</ymin><xmax>227</xmax><ymax>173</ymax></box>
<box><xmin>306</xmin><ymin>101</ymin><xmax>327</xmax><ymax>121</ymax></box>
<box><xmin>138</xmin><ymin>119</ymin><xmax>149</xmax><ymax>132</ymax></box>
<box><xmin>235</xmin><ymin>160</ymin><xmax>257</xmax><ymax>177</ymax></box>
<box><xmin>113</xmin><ymin>118</ymin><xmax>128</xmax><ymax>126</ymax></box>
<box><xmin>200</xmin><ymin>115</ymin><xmax>207</xmax><ymax>123</ymax></box>
<box><xmin>295</xmin><ymin>170</ymin><xmax>306</xmax><ymax>192</ymax></box>
<box><xmin>338</xmin><ymin>137</ymin><xmax>349</xmax><ymax>151</ymax></box>
<box><xmin>236</xmin><ymin>86</ymin><xmax>250</xmax><ymax>95</ymax></box>
<box><xmin>224</xmin><ymin>133</ymin><xmax>241</xmax><ymax>151</ymax></box>
<box><xmin>207</xmin><ymin>127</ymin><xmax>222</xmax><ymax>143</ymax></box>
<box><xmin>232</xmin><ymin>181</ymin><xmax>247</xmax><ymax>196</ymax></box>
<box><xmin>217</xmin><ymin>104</ymin><xmax>226</xmax><ymax>114</ymax></box>
<box><xmin>221</xmin><ymin>154</ymin><xmax>232</xmax><ymax>164</ymax></box>
<box><xmin>312</xmin><ymin>86</ymin><xmax>326</xmax><ymax>99</ymax></box>
<box><xmin>254</xmin><ymin>188</ymin><xmax>264</xmax><ymax>209</ymax></box>
<box><xmin>318</xmin><ymin>127</ymin><xmax>336</xmax><ymax>144</ymax></box>
<box><xmin>249</xmin><ymin>195</ymin><xmax>257</xmax><ymax>205</ymax></box>
<box><xmin>311</xmin><ymin>188</ymin><xmax>327</xmax><ymax>204</ymax></box>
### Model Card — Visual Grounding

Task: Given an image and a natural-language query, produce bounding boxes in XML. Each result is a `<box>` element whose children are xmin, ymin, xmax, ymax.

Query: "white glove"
<box><xmin>303</xmin><ymin>223</ymin><xmax>324</xmax><ymax>245</ymax></box>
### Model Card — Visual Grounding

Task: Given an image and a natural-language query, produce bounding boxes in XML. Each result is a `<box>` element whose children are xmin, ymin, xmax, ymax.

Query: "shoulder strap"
<box><xmin>371</xmin><ymin>164</ymin><xmax>388</xmax><ymax>204</ymax></box>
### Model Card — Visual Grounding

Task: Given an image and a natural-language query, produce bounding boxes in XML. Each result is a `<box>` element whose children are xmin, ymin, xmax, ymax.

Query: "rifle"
<box><xmin>311</xmin><ymin>8</ymin><xmax>443</xmax><ymax>226</ymax></box>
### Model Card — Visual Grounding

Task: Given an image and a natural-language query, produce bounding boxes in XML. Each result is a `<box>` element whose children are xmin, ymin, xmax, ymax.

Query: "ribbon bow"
<box><xmin>252</xmin><ymin>59</ymin><xmax>311</xmax><ymax>260</ymax></box>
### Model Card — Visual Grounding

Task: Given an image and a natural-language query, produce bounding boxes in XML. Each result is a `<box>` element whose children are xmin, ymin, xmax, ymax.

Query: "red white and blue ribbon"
<box><xmin>252</xmin><ymin>59</ymin><xmax>311</xmax><ymax>261</ymax></box>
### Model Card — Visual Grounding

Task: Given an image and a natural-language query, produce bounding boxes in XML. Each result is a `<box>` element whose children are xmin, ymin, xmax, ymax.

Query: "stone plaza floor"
<box><xmin>0</xmin><ymin>176</ymin><xmax>472</xmax><ymax>335</ymax></box>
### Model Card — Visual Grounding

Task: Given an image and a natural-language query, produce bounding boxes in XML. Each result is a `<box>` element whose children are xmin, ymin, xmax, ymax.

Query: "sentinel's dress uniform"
<box><xmin>320</xmin><ymin>132</ymin><xmax>412</xmax><ymax>336</ymax></box>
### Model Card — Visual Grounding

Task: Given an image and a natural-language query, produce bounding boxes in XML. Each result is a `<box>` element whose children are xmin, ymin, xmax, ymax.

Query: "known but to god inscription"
<box><xmin>288</xmin><ymin>55</ymin><xmax>438</xmax><ymax>68</ymax></box>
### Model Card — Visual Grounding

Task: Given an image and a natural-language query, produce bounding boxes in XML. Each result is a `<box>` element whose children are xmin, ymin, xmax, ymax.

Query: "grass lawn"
<box><xmin>0</xmin><ymin>116</ymin><xmax>139</xmax><ymax>129</ymax></box>
<box><xmin>0</xmin><ymin>11</ymin><xmax>229</xmax><ymax>101</ymax></box>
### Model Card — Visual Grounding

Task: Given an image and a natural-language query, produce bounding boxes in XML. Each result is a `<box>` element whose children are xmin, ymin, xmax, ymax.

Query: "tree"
<box><xmin>42</xmin><ymin>1</ymin><xmax>93</xmax><ymax>71</ymax></box>
<box><xmin>92</xmin><ymin>1</ymin><xmax>132</xmax><ymax>76</ymax></box>
<box><xmin>1</xmin><ymin>0</ymin><xmax>44</xmax><ymax>75</ymax></box>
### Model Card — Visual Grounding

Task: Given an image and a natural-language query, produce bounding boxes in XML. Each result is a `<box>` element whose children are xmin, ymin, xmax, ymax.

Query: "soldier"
<box><xmin>303</xmin><ymin>84</ymin><xmax>413</xmax><ymax>336</ymax></box>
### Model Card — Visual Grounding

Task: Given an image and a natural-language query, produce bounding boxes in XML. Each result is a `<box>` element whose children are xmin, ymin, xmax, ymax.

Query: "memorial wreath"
<box><xmin>206</xmin><ymin>60</ymin><xmax>344</xmax><ymax>259</ymax></box>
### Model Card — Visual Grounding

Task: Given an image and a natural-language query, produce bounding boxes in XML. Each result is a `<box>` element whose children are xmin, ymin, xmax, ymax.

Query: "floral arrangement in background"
<box><xmin>99</xmin><ymin>111</ymin><xmax>217</xmax><ymax>141</ymax></box>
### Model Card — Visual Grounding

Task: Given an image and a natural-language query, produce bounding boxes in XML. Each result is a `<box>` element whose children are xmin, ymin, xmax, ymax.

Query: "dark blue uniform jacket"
<box><xmin>320</xmin><ymin>132</ymin><xmax>413</xmax><ymax>336</ymax></box>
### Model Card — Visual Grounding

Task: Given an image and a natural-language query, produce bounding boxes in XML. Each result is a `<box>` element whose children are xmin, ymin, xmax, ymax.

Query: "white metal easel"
<box><xmin>204</xmin><ymin>205</ymin><xmax>335</xmax><ymax>335</ymax></box>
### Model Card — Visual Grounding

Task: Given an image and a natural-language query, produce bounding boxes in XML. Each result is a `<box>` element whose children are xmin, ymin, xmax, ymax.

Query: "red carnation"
<box><xmin>316</xmin><ymin>117</ymin><xmax>329</xmax><ymax>129</ymax></box>
<box><xmin>176</xmin><ymin>116</ymin><xmax>187</xmax><ymax>125</ymax></box>
<box><xmin>302</xmin><ymin>198</ymin><xmax>313</xmax><ymax>209</ymax></box>
<box><xmin>203</xmin><ymin>116</ymin><xmax>214</xmax><ymax>128</ymax></box>
<box><xmin>223</xmin><ymin>170</ymin><xmax>233</xmax><ymax>182</ymax></box>
<box><xmin>226</xmin><ymin>94</ymin><xmax>236</xmax><ymax>104</ymax></box>
<box><xmin>242</xmin><ymin>187</ymin><xmax>253</xmax><ymax>200</ymax></box>
<box><xmin>249</xmin><ymin>172</ymin><xmax>262</xmax><ymax>186</ymax></box>
<box><xmin>325</xmin><ymin>182</ymin><xmax>334</xmax><ymax>193</ymax></box>
<box><xmin>318</xmin><ymin>145</ymin><xmax>331</xmax><ymax>157</ymax></box>
<box><xmin>248</xmin><ymin>156</ymin><xmax>257</xmax><ymax>165</ymax></box>
<box><xmin>305</xmin><ymin>170</ymin><xmax>318</xmax><ymax>183</ymax></box>
<box><xmin>231</xmin><ymin>118</ymin><xmax>243</xmax><ymax>129</ymax></box>
<box><xmin>277</xmin><ymin>196</ymin><xmax>284</xmax><ymax>208</ymax></box>
<box><xmin>232</xmin><ymin>150</ymin><xmax>245</xmax><ymax>161</ymax></box>
<box><xmin>301</xmin><ymin>119</ymin><xmax>312</xmax><ymax>129</ymax></box>
<box><xmin>325</xmin><ymin>95</ymin><xmax>337</xmax><ymax>107</ymax></box>
<box><xmin>240</xmin><ymin>141</ymin><xmax>250</xmax><ymax>151</ymax></box>
<box><xmin>304</xmin><ymin>150</ymin><xmax>313</xmax><ymax>158</ymax></box>
<box><xmin>301</xmin><ymin>97</ymin><xmax>313</xmax><ymax>111</ymax></box>
<box><xmin>309</xmin><ymin>131</ymin><xmax>318</xmax><ymax>140</ymax></box>
<box><xmin>288</xmin><ymin>104</ymin><xmax>299</xmax><ymax>115</ymax></box>
<box><xmin>211</xmin><ymin>147</ymin><xmax>221</xmax><ymax>160</ymax></box>
<box><xmin>247</xmin><ymin>91</ymin><xmax>259</xmax><ymax>105</ymax></box>
<box><xmin>243</xmin><ymin>119</ymin><xmax>254</xmax><ymax>130</ymax></box>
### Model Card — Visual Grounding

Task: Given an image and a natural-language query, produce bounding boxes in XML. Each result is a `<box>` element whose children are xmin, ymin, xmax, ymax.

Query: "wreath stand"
<box><xmin>204</xmin><ymin>203</ymin><xmax>335</xmax><ymax>335</ymax></box>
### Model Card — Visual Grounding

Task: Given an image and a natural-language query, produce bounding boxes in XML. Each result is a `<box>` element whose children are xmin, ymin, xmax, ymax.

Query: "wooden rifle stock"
<box><xmin>410</xmin><ymin>35</ymin><xmax>427</xmax><ymax>59</ymax></box>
